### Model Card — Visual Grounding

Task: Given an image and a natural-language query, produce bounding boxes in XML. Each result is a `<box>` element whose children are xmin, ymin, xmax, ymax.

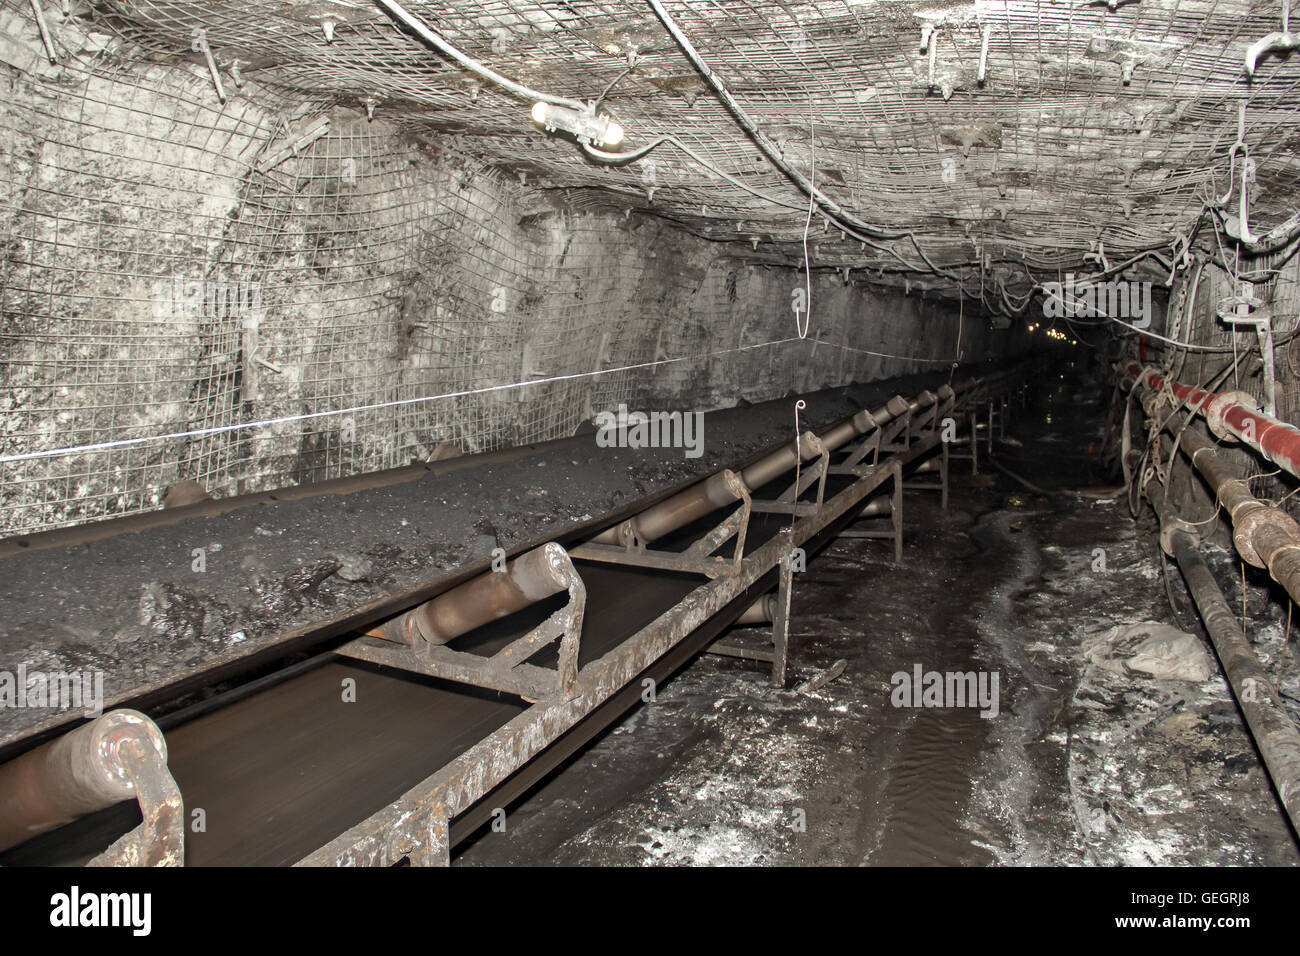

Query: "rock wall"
<box><xmin>0</xmin><ymin>44</ymin><xmax>1021</xmax><ymax>536</ymax></box>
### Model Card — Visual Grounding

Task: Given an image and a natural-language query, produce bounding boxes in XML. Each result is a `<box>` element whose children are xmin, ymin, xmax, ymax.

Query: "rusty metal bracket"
<box><xmin>876</xmin><ymin>410</ymin><xmax>913</xmax><ymax>457</ymax></box>
<box><xmin>571</xmin><ymin>470</ymin><xmax>751</xmax><ymax>578</ymax></box>
<box><xmin>946</xmin><ymin>410</ymin><xmax>980</xmax><ymax>475</ymax></box>
<box><xmin>338</xmin><ymin>543</ymin><xmax>588</xmax><ymax>701</ymax></box>
<box><xmin>751</xmin><ymin>433</ymin><xmax>829</xmax><ymax>517</ymax></box>
<box><xmin>88</xmin><ymin>719</ymin><xmax>185</xmax><ymax>867</ymax></box>
<box><xmin>913</xmin><ymin>399</ymin><xmax>940</xmax><ymax>438</ymax></box>
<box><xmin>986</xmin><ymin>399</ymin><xmax>998</xmax><ymax>456</ymax></box>
<box><xmin>837</xmin><ymin>458</ymin><xmax>905</xmax><ymax>563</ymax></box>
<box><xmin>708</xmin><ymin>548</ymin><xmax>796</xmax><ymax>687</ymax></box>
<box><xmin>0</xmin><ymin>709</ymin><xmax>185</xmax><ymax>867</ymax></box>
<box><xmin>829</xmin><ymin>426</ymin><xmax>883</xmax><ymax>477</ymax></box>
<box><xmin>907</xmin><ymin>439</ymin><xmax>950</xmax><ymax>511</ymax></box>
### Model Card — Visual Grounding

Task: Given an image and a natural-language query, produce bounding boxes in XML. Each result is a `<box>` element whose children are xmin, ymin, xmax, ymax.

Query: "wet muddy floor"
<box><xmin>456</xmin><ymin>365</ymin><xmax>1300</xmax><ymax>866</ymax></box>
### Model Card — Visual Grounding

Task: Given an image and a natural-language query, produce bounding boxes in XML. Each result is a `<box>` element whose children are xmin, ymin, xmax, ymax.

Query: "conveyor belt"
<box><xmin>2</xmin><ymin>518</ymin><xmax>804</xmax><ymax>865</ymax></box>
<box><xmin>0</xmin><ymin>369</ymin><xmax>969</xmax><ymax>757</ymax></box>
<box><xmin>0</xmin><ymin>365</ymin><xmax>1027</xmax><ymax>865</ymax></box>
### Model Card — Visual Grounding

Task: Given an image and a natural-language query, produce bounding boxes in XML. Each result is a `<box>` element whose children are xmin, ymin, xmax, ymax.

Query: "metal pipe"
<box><xmin>734</xmin><ymin>594</ymin><xmax>775</xmax><ymax>626</ymax></box>
<box><xmin>1147</xmin><ymin>410</ymin><xmax>1300</xmax><ymax>605</ymax></box>
<box><xmin>1148</xmin><ymin>480</ymin><xmax>1300</xmax><ymax>832</ymax></box>
<box><xmin>0</xmin><ymin>709</ymin><xmax>168</xmax><ymax>852</ymax></box>
<box><xmin>371</xmin><ymin>543</ymin><xmax>572</xmax><ymax>646</ymax></box>
<box><xmin>1131</xmin><ymin>364</ymin><xmax>1300</xmax><ymax>478</ymax></box>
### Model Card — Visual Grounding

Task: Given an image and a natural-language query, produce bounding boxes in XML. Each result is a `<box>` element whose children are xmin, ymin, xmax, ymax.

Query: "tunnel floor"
<box><xmin>455</xmin><ymin>368</ymin><xmax>1300</xmax><ymax>867</ymax></box>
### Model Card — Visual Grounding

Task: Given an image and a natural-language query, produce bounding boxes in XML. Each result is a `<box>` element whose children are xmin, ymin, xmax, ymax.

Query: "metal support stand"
<box><xmin>947</xmin><ymin>411</ymin><xmax>979</xmax><ymax>476</ymax></box>
<box><xmin>914</xmin><ymin>398</ymin><xmax>940</xmax><ymax>439</ymax></box>
<box><xmin>571</xmin><ymin>471</ymin><xmax>751</xmax><ymax>579</ymax></box>
<box><xmin>907</xmin><ymin>440</ymin><xmax>949</xmax><ymax>511</ymax></box>
<box><xmin>707</xmin><ymin>547</ymin><xmax>796</xmax><ymax>687</ymax></box>
<box><xmin>751</xmin><ymin>436</ymin><xmax>830</xmax><ymax>518</ymax></box>
<box><xmin>771</xmin><ymin>551</ymin><xmax>793</xmax><ymax>688</ymax></box>
<box><xmin>838</xmin><ymin>458</ymin><xmax>904</xmax><ymax>563</ymax></box>
<box><xmin>874</xmin><ymin>411</ymin><xmax>913</xmax><ymax>460</ymax></box>
<box><xmin>338</xmin><ymin>543</ymin><xmax>588</xmax><ymax>701</ymax></box>
<box><xmin>828</xmin><ymin>428</ymin><xmax>881</xmax><ymax>477</ymax></box>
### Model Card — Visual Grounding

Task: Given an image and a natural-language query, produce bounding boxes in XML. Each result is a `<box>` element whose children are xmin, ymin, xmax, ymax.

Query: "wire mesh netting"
<box><xmin>1</xmin><ymin>3</ymin><xmax>994</xmax><ymax>536</ymax></box>
<box><xmin>75</xmin><ymin>0</ymin><xmax>1300</xmax><ymax>299</ymax></box>
<box><xmin>9</xmin><ymin>0</ymin><xmax>1294</xmax><ymax>536</ymax></box>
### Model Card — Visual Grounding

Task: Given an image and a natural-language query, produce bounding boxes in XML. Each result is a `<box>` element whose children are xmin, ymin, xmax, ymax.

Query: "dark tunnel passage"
<box><xmin>0</xmin><ymin>4</ymin><xmax>1298</xmax><ymax>928</ymax></box>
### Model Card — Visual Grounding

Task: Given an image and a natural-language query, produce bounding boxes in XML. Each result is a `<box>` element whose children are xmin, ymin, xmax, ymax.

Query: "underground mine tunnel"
<box><xmin>0</xmin><ymin>0</ymin><xmax>1298</xmax><ymax>884</ymax></box>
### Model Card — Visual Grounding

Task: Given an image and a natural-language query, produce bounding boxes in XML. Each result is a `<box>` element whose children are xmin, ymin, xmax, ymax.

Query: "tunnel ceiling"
<box><xmin>69</xmin><ymin>0</ymin><xmax>1300</xmax><ymax>304</ymax></box>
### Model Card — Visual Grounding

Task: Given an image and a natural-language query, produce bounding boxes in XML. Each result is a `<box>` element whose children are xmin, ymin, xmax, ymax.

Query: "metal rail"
<box><xmin>0</xmin><ymin>365</ymin><xmax>1030</xmax><ymax>865</ymax></box>
<box><xmin>298</xmin><ymin>369</ymin><xmax>1028</xmax><ymax>866</ymax></box>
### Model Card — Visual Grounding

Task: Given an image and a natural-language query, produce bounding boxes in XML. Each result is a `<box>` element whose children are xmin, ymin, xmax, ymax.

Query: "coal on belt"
<box><xmin>1</xmin><ymin>437</ymin><xmax>890</xmax><ymax>865</ymax></box>
<box><xmin>1</xmin><ymin>506</ymin><xmax>814</xmax><ymax>865</ymax></box>
<box><xmin>0</xmin><ymin>366</ymin><xmax>982</xmax><ymax>755</ymax></box>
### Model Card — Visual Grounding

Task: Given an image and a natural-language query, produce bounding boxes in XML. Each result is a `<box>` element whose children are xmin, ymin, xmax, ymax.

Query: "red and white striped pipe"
<box><xmin>1126</xmin><ymin>363</ymin><xmax>1300</xmax><ymax>478</ymax></box>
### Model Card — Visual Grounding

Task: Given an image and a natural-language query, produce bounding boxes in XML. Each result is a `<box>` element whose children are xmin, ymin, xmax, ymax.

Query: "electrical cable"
<box><xmin>375</xmin><ymin>0</ymin><xmax>585</xmax><ymax>111</ymax></box>
<box><xmin>797</xmin><ymin>91</ymin><xmax>814</xmax><ymax>340</ymax></box>
<box><xmin>380</xmin><ymin>0</ymin><xmax>1287</xmax><ymax>326</ymax></box>
<box><xmin>648</xmin><ymin>0</ymin><xmax>934</xmax><ymax>248</ymax></box>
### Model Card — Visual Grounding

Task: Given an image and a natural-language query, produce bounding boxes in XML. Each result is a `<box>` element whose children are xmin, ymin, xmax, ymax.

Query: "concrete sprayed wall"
<box><xmin>0</xmin><ymin>42</ymin><xmax>1018</xmax><ymax>537</ymax></box>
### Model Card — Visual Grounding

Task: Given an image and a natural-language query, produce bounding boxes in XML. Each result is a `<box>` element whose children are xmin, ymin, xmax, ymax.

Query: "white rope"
<box><xmin>0</xmin><ymin>336</ymin><xmax>959</xmax><ymax>465</ymax></box>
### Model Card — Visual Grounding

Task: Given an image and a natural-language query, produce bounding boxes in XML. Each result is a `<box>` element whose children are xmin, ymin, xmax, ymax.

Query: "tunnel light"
<box><xmin>530</xmin><ymin>102</ymin><xmax>625</xmax><ymax>148</ymax></box>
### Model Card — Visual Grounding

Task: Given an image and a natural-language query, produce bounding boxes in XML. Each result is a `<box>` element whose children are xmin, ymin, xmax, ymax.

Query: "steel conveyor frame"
<box><xmin>298</xmin><ymin>369</ymin><xmax>1029</xmax><ymax>867</ymax></box>
<box><xmin>0</xmin><ymin>364</ymin><xmax>1031</xmax><ymax>867</ymax></box>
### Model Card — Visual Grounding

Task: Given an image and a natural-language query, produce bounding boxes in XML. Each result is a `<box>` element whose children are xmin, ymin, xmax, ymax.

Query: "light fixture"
<box><xmin>531</xmin><ymin>102</ymin><xmax>624</xmax><ymax>148</ymax></box>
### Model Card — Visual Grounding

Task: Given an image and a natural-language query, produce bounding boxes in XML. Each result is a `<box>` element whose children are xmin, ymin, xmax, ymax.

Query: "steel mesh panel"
<box><xmin>0</xmin><ymin>16</ymin><xmax>980</xmax><ymax>537</ymax></box>
<box><xmin>73</xmin><ymin>0</ymin><xmax>1300</xmax><ymax>297</ymax></box>
<box><xmin>9</xmin><ymin>0</ymin><xmax>1293</xmax><ymax>535</ymax></box>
